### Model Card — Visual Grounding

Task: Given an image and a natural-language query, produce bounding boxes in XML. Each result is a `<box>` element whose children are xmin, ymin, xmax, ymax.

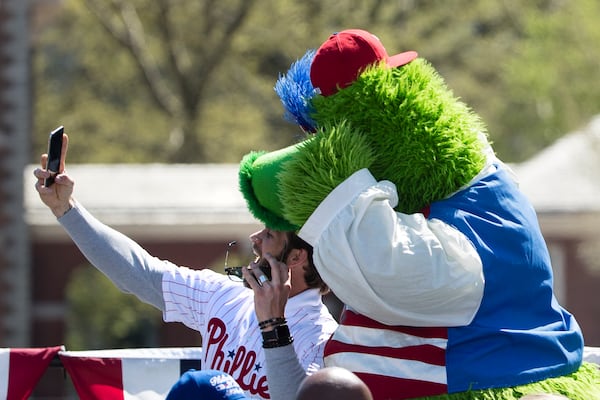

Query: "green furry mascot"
<box><xmin>239</xmin><ymin>29</ymin><xmax>600</xmax><ymax>399</ymax></box>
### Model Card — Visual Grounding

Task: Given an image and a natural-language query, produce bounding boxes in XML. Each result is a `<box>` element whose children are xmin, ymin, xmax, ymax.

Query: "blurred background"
<box><xmin>29</xmin><ymin>0</ymin><xmax>600</xmax><ymax>164</ymax></box>
<box><xmin>1</xmin><ymin>0</ymin><xmax>599</xmax><ymax>397</ymax></box>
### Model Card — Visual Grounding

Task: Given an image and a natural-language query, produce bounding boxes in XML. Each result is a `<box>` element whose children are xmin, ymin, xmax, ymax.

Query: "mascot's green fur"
<box><xmin>416</xmin><ymin>362</ymin><xmax>599</xmax><ymax>400</ymax></box>
<box><xmin>239</xmin><ymin>29</ymin><xmax>600</xmax><ymax>399</ymax></box>
<box><xmin>280</xmin><ymin>59</ymin><xmax>488</xmax><ymax>228</ymax></box>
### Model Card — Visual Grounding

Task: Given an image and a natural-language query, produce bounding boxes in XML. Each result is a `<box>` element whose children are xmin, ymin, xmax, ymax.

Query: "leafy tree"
<box><xmin>33</xmin><ymin>0</ymin><xmax>397</xmax><ymax>164</ymax></box>
<box><xmin>34</xmin><ymin>0</ymin><xmax>265</xmax><ymax>163</ymax></box>
<box><xmin>28</xmin><ymin>1</ymin><xmax>470</xmax><ymax>164</ymax></box>
<box><xmin>500</xmin><ymin>0</ymin><xmax>600</xmax><ymax>159</ymax></box>
<box><xmin>65</xmin><ymin>265</ymin><xmax>162</xmax><ymax>350</ymax></box>
<box><xmin>32</xmin><ymin>1</ymin><xmax>600</xmax><ymax>163</ymax></box>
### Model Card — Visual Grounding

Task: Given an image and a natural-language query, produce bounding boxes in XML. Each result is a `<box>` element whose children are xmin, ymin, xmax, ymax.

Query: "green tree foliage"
<box><xmin>65</xmin><ymin>265</ymin><xmax>162</xmax><ymax>350</ymax></box>
<box><xmin>32</xmin><ymin>1</ymin><xmax>600</xmax><ymax>163</ymax></box>
<box><xmin>501</xmin><ymin>0</ymin><xmax>600</xmax><ymax>159</ymax></box>
<box><xmin>34</xmin><ymin>0</ymin><xmax>266</xmax><ymax>163</ymax></box>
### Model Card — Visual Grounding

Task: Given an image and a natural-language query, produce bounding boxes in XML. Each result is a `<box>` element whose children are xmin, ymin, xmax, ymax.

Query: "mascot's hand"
<box><xmin>278</xmin><ymin>121</ymin><xmax>374</xmax><ymax>228</ymax></box>
<box><xmin>239</xmin><ymin>120</ymin><xmax>374</xmax><ymax>231</ymax></box>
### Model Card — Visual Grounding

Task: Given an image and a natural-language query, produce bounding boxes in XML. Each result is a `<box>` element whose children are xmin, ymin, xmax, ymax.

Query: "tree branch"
<box><xmin>189</xmin><ymin>0</ymin><xmax>258</xmax><ymax>106</ymax></box>
<box><xmin>84</xmin><ymin>0</ymin><xmax>181</xmax><ymax>116</ymax></box>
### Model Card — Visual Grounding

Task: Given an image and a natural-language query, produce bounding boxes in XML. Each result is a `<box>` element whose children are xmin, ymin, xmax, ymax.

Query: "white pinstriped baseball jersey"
<box><xmin>162</xmin><ymin>267</ymin><xmax>337</xmax><ymax>400</ymax></box>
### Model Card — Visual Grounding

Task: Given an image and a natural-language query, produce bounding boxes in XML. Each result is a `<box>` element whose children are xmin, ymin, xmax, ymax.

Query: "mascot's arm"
<box><xmin>299</xmin><ymin>168</ymin><xmax>485</xmax><ymax>327</ymax></box>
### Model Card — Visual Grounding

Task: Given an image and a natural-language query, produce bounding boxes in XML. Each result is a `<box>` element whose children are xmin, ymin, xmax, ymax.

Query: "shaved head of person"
<box><xmin>296</xmin><ymin>367</ymin><xmax>373</xmax><ymax>400</ymax></box>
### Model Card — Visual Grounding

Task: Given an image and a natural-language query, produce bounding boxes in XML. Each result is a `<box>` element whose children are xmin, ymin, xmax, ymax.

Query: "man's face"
<box><xmin>238</xmin><ymin>228</ymin><xmax>289</xmax><ymax>287</ymax></box>
<box><xmin>250</xmin><ymin>228</ymin><xmax>288</xmax><ymax>263</ymax></box>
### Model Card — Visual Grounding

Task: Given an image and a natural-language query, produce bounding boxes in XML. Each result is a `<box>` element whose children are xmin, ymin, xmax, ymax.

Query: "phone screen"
<box><xmin>44</xmin><ymin>126</ymin><xmax>64</xmax><ymax>187</ymax></box>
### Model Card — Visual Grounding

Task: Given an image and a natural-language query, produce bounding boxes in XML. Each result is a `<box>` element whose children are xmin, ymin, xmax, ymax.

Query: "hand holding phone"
<box><xmin>44</xmin><ymin>126</ymin><xmax>64</xmax><ymax>187</ymax></box>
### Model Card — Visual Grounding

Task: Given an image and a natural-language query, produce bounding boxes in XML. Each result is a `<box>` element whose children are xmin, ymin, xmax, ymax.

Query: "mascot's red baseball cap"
<box><xmin>310</xmin><ymin>29</ymin><xmax>418</xmax><ymax>96</ymax></box>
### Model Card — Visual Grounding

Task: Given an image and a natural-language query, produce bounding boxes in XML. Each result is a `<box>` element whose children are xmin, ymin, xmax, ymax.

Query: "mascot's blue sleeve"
<box><xmin>429</xmin><ymin>163</ymin><xmax>583</xmax><ymax>392</ymax></box>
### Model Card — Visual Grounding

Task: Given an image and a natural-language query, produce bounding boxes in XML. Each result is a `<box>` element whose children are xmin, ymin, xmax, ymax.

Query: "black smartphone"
<box><xmin>259</xmin><ymin>265</ymin><xmax>272</xmax><ymax>281</ymax></box>
<box><xmin>44</xmin><ymin>126</ymin><xmax>64</xmax><ymax>187</ymax></box>
<box><xmin>225</xmin><ymin>265</ymin><xmax>272</xmax><ymax>282</ymax></box>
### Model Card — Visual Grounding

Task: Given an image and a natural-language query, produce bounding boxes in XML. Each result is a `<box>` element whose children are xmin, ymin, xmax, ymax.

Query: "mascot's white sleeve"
<box><xmin>299</xmin><ymin>168</ymin><xmax>485</xmax><ymax>327</ymax></box>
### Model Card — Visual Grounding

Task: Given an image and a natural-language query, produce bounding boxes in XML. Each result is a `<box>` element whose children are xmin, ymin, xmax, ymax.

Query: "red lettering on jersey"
<box><xmin>206</xmin><ymin>317</ymin><xmax>270</xmax><ymax>398</ymax></box>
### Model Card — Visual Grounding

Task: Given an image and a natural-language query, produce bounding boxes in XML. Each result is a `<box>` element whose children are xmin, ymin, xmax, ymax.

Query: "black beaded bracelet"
<box><xmin>258</xmin><ymin>317</ymin><xmax>286</xmax><ymax>330</ymax></box>
<box><xmin>262</xmin><ymin>324</ymin><xmax>294</xmax><ymax>348</ymax></box>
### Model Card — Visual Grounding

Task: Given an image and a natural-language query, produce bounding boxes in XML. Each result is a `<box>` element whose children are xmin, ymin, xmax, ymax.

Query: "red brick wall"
<box><xmin>558</xmin><ymin>238</ymin><xmax>600</xmax><ymax>346</ymax></box>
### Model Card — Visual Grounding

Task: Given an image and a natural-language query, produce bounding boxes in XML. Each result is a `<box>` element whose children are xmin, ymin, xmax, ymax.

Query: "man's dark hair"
<box><xmin>285</xmin><ymin>232</ymin><xmax>329</xmax><ymax>294</ymax></box>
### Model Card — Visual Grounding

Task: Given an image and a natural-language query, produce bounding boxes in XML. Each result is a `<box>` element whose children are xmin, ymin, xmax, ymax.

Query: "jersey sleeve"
<box><xmin>299</xmin><ymin>168</ymin><xmax>484</xmax><ymax>327</ymax></box>
<box><xmin>59</xmin><ymin>201</ymin><xmax>174</xmax><ymax>310</ymax></box>
<box><xmin>162</xmin><ymin>267</ymin><xmax>253</xmax><ymax>332</ymax></box>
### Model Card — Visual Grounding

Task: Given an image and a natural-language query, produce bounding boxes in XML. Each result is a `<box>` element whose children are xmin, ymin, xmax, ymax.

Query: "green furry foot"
<box><xmin>415</xmin><ymin>362</ymin><xmax>600</xmax><ymax>400</ymax></box>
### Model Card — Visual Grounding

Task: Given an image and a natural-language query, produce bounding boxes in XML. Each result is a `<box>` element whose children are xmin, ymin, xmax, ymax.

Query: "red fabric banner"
<box><xmin>59</xmin><ymin>348</ymin><xmax>202</xmax><ymax>400</ymax></box>
<box><xmin>0</xmin><ymin>346</ymin><xmax>63</xmax><ymax>400</ymax></box>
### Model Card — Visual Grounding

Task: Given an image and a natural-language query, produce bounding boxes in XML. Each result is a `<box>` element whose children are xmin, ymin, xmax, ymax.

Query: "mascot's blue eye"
<box><xmin>274</xmin><ymin>49</ymin><xmax>317</xmax><ymax>132</ymax></box>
